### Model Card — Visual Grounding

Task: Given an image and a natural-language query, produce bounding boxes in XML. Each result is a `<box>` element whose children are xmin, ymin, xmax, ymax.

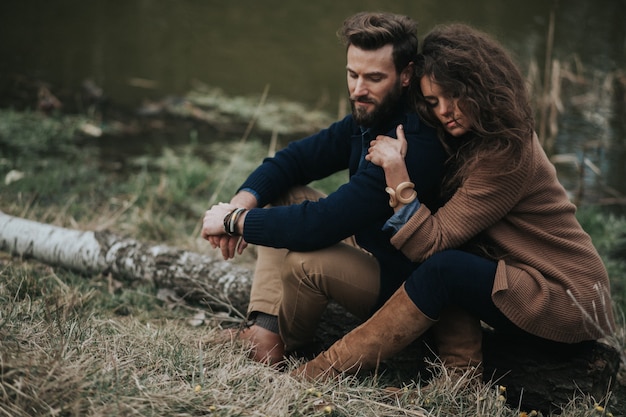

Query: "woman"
<box><xmin>293</xmin><ymin>23</ymin><xmax>616</xmax><ymax>380</ymax></box>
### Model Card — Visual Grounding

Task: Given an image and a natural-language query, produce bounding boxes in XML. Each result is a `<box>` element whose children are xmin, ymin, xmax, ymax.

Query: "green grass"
<box><xmin>577</xmin><ymin>207</ymin><xmax>626</xmax><ymax>309</ymax></box>
<box><xmin>1</xmin><ymin>106</ymin><xmax>625</xmax><ymax>416</ymax></box>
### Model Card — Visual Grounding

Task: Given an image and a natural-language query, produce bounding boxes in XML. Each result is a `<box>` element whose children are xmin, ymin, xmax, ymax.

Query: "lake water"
<box><xmin>1</xmin><ymin>0</ymin><xmax>625</xmax><ymax>208</ymax></box>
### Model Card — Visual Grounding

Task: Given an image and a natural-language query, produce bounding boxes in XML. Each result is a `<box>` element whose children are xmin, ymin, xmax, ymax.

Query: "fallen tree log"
<box><xmin>0</xmin><ymin>211</ymin><xmax>251</xmax><ymax>316</ymax></box>
<box><xmin>0</xmin><ymin>211</ymin><xmax>623</xmax><ymax>412</ymax></box>
<box><xmin>481</xmin><ymin>330</ymin><xmax>622</xmax><ymax>412</ymax></box>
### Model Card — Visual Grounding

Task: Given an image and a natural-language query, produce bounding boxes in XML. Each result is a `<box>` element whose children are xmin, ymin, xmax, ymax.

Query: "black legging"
<box><xmin>404</xmin><ymin>249</ymin><xmax>525</xmax><ymax>336</ymax></box>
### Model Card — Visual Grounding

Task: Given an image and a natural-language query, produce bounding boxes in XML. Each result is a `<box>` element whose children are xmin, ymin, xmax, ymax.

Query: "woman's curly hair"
<box><xmin>412</xmin><ymin>23</ymin><xmax>535</xmax><ymax>194</ymax></box>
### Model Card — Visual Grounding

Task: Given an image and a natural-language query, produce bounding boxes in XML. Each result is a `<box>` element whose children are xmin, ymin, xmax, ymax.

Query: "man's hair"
<box><xmin>338</xmin><ymin>11</ymin><xmax>418</xmax><ymax>74</ymax></box>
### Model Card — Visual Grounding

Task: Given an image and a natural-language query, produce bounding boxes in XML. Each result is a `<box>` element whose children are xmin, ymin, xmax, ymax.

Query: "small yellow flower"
<box><xmin>208</xmin><ymin>405</ymin><xmax>216</xmax><ymax>412</ymax></box>
<box><xmin>595</xmin><ymin>404</ymin><xmax>605</xmax><ymax>412</ymax></box>
<box><xmin>323</xmin><ymin>405</ymin><xmax>334</xmax><ymax>414</ymax></box>
<box><xmin>519</xmin><ymin>412</ymin><xmax>528</xmax><ymax>417</ymax></box>
<box><xmin>499</xmin><ymin>385</ymin><xmax>507</xmax><ymax>393</ymax></box>
<box><xmin>498</xmin><ymin>395</ymin><xmax>506</xmax><ymax>402</ymax></box>
<box><xmin>316</xmin><ymin>391</ymin><xmax>322</xmax><ymax>397</ymax></box>
<box><xmin>529</xmin><ymin>411</ymin><xmax>538</xmax><ymax>417</ymax></box>
<box><xmin>194</xmin><ymin>385</ymin><xmax>202</xmax><ymax>393</ymax></box>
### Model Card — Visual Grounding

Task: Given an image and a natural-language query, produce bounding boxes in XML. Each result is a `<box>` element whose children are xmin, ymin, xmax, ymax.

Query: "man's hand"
<box><xmin>201</xmin><ymin>202</ymin><xmax>234</xmax><ymax>238</ymax></box>
<box><xmin>201</xmin><ymin>190</ymin><xmax>258</xmax><ymax>260</ymax></box>
<box><xmin>201</xmin><ymin>202</ymin><xmax>247</xmax><ymax>260</ymax></box>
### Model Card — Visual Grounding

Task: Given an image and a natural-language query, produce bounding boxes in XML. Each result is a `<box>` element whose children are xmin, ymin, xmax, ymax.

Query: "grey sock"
<box><xmin>251</xmin><ymin>312</ymin><xmax>279</xmax><ymax>334</ymax></box>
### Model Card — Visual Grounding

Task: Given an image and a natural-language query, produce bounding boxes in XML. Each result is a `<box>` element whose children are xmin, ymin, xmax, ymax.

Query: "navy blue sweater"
<box><xmin>240</xmin><ymin>109</ymin><xmax>446</xmax><ymax>306</ymax></box>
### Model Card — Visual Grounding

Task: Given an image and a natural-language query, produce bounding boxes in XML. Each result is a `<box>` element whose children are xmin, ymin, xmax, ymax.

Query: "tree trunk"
<box><xmin>0</xmin><ymin>211</ymin><xmax>622</xmax><ymax>412</ymax></box>
<box><xmin>481</xmin><ymin>330</ymin><xmax>622</xmax><ymax>413</ymax></box>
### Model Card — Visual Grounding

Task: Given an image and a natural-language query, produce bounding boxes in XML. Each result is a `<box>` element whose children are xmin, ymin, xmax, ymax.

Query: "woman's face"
<box><xmin>420</xmin><ymin>75</ymin><xmax>470</xmax><ymax>137</ymax></box>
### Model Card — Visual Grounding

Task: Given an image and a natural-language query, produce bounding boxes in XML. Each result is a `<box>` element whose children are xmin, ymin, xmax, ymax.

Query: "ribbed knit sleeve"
<box><xmin>241</xmin><ymin>112</ymin><xmax>446</xmax><ymax>252</ymax></box>
<box><xmin>390</xmin><ymin>142</ymin><xmax>529</xmax><ymax>262</ymax></box>
<box><xmin>238</xmin><ymin>116</ymin><xmax>355</xmax><ymax>208</ymax></box>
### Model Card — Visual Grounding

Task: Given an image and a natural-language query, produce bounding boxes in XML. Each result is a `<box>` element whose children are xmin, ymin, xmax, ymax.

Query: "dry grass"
<box><xmin>0</xmin><ymin>258</ymin><xmax>621</xmax><ymax>417</ymax></box>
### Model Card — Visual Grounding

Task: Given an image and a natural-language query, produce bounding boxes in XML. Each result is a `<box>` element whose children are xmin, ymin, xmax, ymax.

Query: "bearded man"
<box><xmin>201</xmin><ymin>11</ymin><xmax>446</xmax><ymax>366</ymax></box>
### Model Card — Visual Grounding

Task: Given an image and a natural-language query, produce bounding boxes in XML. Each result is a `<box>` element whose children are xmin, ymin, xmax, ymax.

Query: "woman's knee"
<box><xmin>412</xmin><ymin>250</ymin><xmax>495</xmax><ymax>285</ymax></box>
<box><xmin>404</xmin><ymin>250</ymin><xmax>496</xmax><ymax>318</ymax></box>
<box><xmin>404</xmin><ymin>252</ymin><xmax>452</xmax><ymax>309</ymax></box>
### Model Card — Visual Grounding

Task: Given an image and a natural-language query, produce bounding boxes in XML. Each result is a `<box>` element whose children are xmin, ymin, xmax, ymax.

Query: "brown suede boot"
<box><xmin>432</xmin><ymin>307</ymin><xmax>483</xmax><ymax>377</ymax></box>
<box><xmin>291</xmin><ymin>285</ymin><xmax>436</xmax><ymax>381</ymax></box>
<box><xmin>382</xmin><ymin>308</ymin><xmax>484</xmax><ymax>403</ymax></box>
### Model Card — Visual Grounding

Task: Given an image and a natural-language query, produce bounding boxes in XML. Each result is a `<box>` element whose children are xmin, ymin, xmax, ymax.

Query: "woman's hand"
<box><xmin>365</xmin><ymin>124</ymin><xmax>407</xmax><ymax>170</ymax></box>
<box><xmin>366</xmin><ymin>125</ymin><xmax>412</xmax><ymax>203</ymax></box>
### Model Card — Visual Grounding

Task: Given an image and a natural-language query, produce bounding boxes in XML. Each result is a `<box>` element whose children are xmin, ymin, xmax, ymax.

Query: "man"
<box><xmin>201</xmin><ymin>11</ymin><xmax>446</xmax><ymax>365</ymax></box>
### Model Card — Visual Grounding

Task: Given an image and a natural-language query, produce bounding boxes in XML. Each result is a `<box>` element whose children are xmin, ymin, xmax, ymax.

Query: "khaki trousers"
<box><xmin>247</xmin><ymin>186</ymin><xmax>380</xmax><ymax>352</ymax></box>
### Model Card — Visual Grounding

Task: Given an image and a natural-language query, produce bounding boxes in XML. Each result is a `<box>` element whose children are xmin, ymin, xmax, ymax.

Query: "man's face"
<box><xmin>346</xmin><ymin>44</ymin><xmax>411</xmax><ymax>127</ymax></box>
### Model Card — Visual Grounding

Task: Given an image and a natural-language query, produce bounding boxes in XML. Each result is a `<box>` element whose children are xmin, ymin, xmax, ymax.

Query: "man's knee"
<box><xmin>281</xmin><ymin>251</ymin><xmax>317</xmax><ymax>288</ymax></box>
<box><xmin>271</xmin><ymin>186</ymin><xmax>325</xmax><ymax>207</ymax></box>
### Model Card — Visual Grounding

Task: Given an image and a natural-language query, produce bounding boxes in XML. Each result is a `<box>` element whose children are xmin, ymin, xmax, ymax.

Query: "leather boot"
<box><xmin>432</xmin><ymin>307</ymin><xmax>483</xmax><ymax>377</ymax></box>
<box><xmin>222</xmin><ymin>322</ymin><xmax>285</xmax><ymax>367</ymax></box>
<box><xmin>381</xmin><ymin>308</ymin><xmax>484</xmax><ymax>403</ymax></box>
<box><xmin>292</xmin><ymin>285</ymin><xmax>436</xmax><ymax>381</ymax></box>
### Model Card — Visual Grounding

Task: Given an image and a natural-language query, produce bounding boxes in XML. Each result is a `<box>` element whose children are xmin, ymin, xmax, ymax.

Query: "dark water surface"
<box><xmin>1</xmin><ymin>0</ymin><xmax>625</xmax><ymax>205</ymax></box>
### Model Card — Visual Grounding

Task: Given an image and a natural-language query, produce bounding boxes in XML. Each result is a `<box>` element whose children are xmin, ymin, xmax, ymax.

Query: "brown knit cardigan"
<box><xmin>391</xmin><ymin>134</ymin><xmax>615</xmax><ymax>343</ymax></box>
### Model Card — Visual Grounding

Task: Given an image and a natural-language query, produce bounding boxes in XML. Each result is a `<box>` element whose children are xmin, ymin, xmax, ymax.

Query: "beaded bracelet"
<box><xmin>223</xmin><ymin>207</ymin><xmax>247</xmax><ymax>236</ymax></box>
<box><xmin>385</xmin><ymin>181</ymin><xmax>417</xmax><ymax>208</ymax></box>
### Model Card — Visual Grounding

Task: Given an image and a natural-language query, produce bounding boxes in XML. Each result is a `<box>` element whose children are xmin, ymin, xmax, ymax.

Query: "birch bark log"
<box><xmin>0</xmin><ymin>211</ymin><xmax>251</xmax><ymax>315</ymax></box>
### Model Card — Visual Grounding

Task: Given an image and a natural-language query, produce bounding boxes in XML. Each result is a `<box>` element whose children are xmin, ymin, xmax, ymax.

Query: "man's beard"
<box><xmin>350</xmin><ymin>79</ymin><xmax>404</xmax><ymax>128</ymax></box>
